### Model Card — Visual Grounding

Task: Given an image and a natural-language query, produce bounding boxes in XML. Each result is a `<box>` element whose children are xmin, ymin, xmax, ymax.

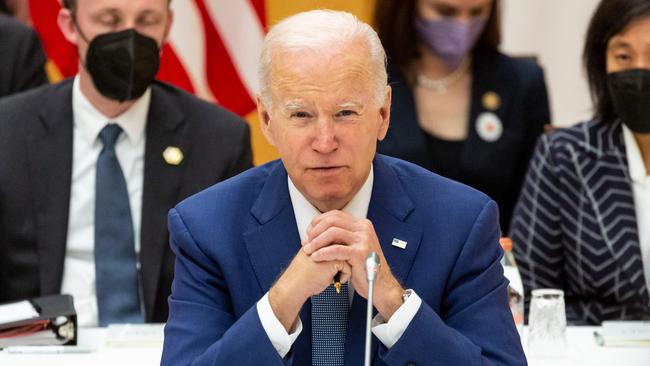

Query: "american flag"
<box><xmin>29</xmin><ymin>0</ymin><xmax>265</xmax><ymax>118</ymax></box>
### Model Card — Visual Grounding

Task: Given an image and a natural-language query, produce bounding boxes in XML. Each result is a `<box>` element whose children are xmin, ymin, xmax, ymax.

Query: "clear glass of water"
<box><xmin>527</xmin><ymin>288</ymin><xmax>567</xmax><ymax>358</ymax></box>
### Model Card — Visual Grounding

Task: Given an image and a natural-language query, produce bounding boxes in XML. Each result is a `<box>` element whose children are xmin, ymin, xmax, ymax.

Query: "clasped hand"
<box><xmin>269</xmin><ymin>210</ymin><xmax>403</xmax><ymax>332</ymax></box>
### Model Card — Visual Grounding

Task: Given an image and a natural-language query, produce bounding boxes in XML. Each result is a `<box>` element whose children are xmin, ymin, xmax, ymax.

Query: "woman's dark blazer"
<box><xmin>510</xmin><ymin>119</ymin><xmax>650</xmax><ymax>324</ymax></box>
<box><xmin>378</xmin><ymin>48</ymin><xmax>550</xmax><ymax>232</ymax></box>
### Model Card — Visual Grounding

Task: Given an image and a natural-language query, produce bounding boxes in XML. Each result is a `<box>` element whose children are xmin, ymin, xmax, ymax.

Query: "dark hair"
<box><xmin>584</xmin><ymin>0</ymin><xmax>650</xmax><ymax>121</ymax></box>
<box><xmin>374</xmin><ymin>0</ymin><xmax>501</xmax><ymax>71</ymax></box>
<box><xmin>62</xmin><ymin>0</ymin><xmax>74</xmax><ymax>10</ymax></box>
<box><xmin>0</xmin><ymin>0</ymin><xmax>9</xmax><ymax>14</ymax></box>
<box><xmin>62</xmin><ymin>0</ymin><xmax>172</xmax><ymax>11</ymax></box>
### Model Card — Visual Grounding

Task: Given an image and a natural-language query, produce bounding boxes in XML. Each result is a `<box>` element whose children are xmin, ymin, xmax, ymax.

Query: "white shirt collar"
<box><xmin>288</xmin><ymin>165</ymin><xmax>374</xmax><ymax>241</ymax></box>
<box><xmin>72</xmin><ymin>76</ymin><xmax>150</xmax><ymax>146</ymax></box>
<box><xmin>623</xmin><ymin>124</ymin><xmax>650</xmax><ymax>184</ymax></box>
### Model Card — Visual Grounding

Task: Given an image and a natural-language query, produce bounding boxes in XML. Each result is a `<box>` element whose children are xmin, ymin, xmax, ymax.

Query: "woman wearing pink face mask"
<box><xmin>375</xmin><ymin>0</ymin><xmax>551</xmax><ymax>232</ymax></box>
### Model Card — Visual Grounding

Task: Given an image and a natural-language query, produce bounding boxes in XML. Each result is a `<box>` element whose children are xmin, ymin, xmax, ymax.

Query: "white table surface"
<box><xmin>1</xmin><ymin>325</ymin><xmax>648</xmax><ymax>365</ymax></box>
<box><xmin>0</xmin><ymin>326</ymin><xmax>164</xmax><ymax>366</ymax></box>
<box><xmin>525</xmin><ymin>326</ymin><xmax>649</xmax><ymax>366</ymax></box>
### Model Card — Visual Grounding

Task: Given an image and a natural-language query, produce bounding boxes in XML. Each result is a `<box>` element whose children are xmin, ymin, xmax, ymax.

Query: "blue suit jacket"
<box><xmin>161</xmin><ymin>154</ymin><xmax>526</xmax><ymax>365</ymax></box>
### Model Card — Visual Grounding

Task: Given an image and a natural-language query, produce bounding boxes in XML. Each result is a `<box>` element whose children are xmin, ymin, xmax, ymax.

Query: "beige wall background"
<box><xmin>501</xmin><ymin>0</ymin><xmax>601</xmax><ymax>126</ymax></box>
<box><xmin>267</xmin><ymin>0</ymin><xmax>376</xmax><ymax>25</ymax></box>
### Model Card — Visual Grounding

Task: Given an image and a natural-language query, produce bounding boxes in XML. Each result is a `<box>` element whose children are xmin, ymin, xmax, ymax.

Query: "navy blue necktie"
<box><xmin>94</xmin><ymin>124</ymin><xmax>143</xmax><ymax>326</ymax></box>
<box><xmin>311</xmin><ymin>283</ymin><xmax>349</xmax><ymax>366</ymax></box>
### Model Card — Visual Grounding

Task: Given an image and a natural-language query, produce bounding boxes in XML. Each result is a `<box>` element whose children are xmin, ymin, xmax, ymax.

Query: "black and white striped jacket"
<box><xmin>510</xmin><ymin>118</ymin><xmax>650</xmax><ymax>324</ymax></box>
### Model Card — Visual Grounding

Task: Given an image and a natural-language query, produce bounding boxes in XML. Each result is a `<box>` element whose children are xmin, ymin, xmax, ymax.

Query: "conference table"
<box><xmin>0</xmin><ymin>325</ymin><xmax>648</xmax><ymax>365</ymax></box>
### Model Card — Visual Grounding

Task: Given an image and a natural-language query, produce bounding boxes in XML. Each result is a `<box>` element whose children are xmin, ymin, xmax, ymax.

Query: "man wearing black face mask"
<box><xmin>0</xmin><ymin>0</ymin><xmax>253</xmax><ymax>327</ymax></box>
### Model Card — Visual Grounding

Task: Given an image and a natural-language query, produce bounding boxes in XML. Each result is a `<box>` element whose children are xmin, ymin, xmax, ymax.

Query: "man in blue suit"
<box><xmin>161</xmin><ymin>9</ymin><xmax>526</xmax><ymax>366</ymax></box>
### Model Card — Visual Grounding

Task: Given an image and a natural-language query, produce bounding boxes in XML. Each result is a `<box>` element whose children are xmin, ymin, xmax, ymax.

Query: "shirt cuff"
<box><xmin>371</xmin><ymin>289</ymin><xmax>422</xmax><ymax>349</ymax></box>
<box><xmin>256</xmin><ymin>292</ymin><xmax>303</xmax><ymax>358</ymax></box>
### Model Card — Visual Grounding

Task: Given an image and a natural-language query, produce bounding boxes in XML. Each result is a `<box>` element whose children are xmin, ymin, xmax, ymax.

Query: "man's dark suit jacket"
<box><xmin>0</xmin><ymin>13</ymin><xmax>47</xmax><ymax>97</ymax></box>
<box><xmin>378</xmin><ymin>48</ymin><xmax>551</xmax><ymax>232</ymax></box>
<box><xmin>0</xmin><ymin>79</ymin><xmax>253</xmax><ymax>322</ymax></box>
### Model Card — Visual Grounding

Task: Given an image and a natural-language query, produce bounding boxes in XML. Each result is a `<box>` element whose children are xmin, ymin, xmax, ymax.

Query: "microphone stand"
<box><xmin>364</xmin><ymin>252</ymin><xmax>380</xmax><ymax>366</ymax></box>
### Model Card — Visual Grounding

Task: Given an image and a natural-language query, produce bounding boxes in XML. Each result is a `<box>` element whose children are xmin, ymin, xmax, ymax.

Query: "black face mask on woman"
<box><xmin>83</xmin><ymin>28</ymin><xmax>161</xmax><ymax>102</ymax></box>
<box><xmin>607</xmin><ymin>69</ymin><xmax>650</xmax><ymax>133</ymax></box>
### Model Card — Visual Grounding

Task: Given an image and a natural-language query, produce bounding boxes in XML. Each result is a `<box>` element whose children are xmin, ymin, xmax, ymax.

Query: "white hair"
<box><xmin>258</xmin><ymin>10</ymin><xmax>388</xmax><ymax>109</ymax></box>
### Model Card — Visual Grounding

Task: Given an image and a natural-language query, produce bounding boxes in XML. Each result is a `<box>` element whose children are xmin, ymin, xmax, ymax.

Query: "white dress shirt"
<box><xmin>256</xmin><ymin>165</ymin><xmax>422</xmax><ymax>358</ymax></box>
<box><xmin>60</xmin><ymin>77</ymin><xmax>150</xmax><ymax>327</ymax></box>
<box><xmin>623</xmin><ymin>126</ymin><xmax>650</xmax><ymax>294</ymax></box>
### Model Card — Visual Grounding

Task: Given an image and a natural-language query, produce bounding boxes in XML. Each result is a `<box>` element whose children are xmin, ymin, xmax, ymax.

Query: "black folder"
<box><xmin>0</xmin><ymin>294</ymin><xmax>77</xmax><ymax>347</ymax></box>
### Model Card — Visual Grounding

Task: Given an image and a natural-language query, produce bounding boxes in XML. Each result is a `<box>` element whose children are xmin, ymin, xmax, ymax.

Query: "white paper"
<box><xmin>0</xmin><ymin>300</ymin><xmax>40</xmax><ymax>324</ymax></box>
<box><xmin>105</xmin><ymin>323</ymin><xmax>165</xmax><ymax>348</ymax></box>
<box><xmin>594</xmin><ymin>321</ymin><xmax>650</xmax><ymax>347</ymax></box>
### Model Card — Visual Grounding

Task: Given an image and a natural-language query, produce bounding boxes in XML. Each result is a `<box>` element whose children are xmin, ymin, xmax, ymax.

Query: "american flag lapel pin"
<box><xmin>391</xmin><ymin>238</ymin><xmax>407</xmax><ymax>249</ymax></box>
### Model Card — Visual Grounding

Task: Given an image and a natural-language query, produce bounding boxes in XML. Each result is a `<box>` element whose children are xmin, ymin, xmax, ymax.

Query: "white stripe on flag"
<box><xmin>169</xmin><ymin>0</ymin><xmax>216</xmax><ymax>102</ymax></box>
<box><xmin>204</xmin><ymin>0</ymin><xmax>265</xmax><ymax>97</ymax></box>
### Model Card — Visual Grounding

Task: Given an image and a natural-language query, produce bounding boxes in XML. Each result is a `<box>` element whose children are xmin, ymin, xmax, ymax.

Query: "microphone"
<box><xmin>364</xmin><ymin>252</ymin><xmax>380</xmax><ymax>366</ymax></box>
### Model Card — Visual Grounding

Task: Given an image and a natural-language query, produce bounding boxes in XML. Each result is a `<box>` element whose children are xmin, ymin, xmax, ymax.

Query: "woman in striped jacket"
<box><xmin>510</xmin><ymin>0</ymin><xmax>650</xmax><ymax>325</ymax></box>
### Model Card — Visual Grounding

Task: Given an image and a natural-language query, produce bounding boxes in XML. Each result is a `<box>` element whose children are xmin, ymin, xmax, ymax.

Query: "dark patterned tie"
<box><xmin>94</xmin><ymin>124</ymin><xmax>143</xmax><ymax>326</ymax></box>
<box><xmin>311</xmin><ymin>282</ymin><xmax>349</xmax><ymax>366</ymax></box>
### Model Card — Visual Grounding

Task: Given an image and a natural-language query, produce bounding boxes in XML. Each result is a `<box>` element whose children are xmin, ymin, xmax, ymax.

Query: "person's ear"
<box><xmin>377</xmin><ymin>85</ymin><xmax>392</xmax><ymax>141</ymax></box>
<box><xmin>57</xmin><ymin>7</ymin><xmax>79</xmax><ymax>45</ymax></box>
<box><xmin>162</xmin><ymin>8</ymin><xmax>174</xmax><ymax>44</ymax></box>
<box><xmin>257</xmin><ymin>95</ymin><xmax>277</xmax><ymax>147</ymax></box>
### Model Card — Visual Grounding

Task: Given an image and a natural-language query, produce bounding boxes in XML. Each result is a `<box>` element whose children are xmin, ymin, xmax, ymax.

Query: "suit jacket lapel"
<box><xmin>243</xmin><ymin>162</ymin><xmax>300</xmax><ymax>292</ymax></box>
<box><xmin>344</xmin><ymin>156</ymin><xmax>423</xmax><ymax>365</ymax></box>
<box><xmin>368</xmin><ymin>156</ymin><xmax>422</xmax><ymax>283</ymax></box>
<box><xmin>580</xmin><ymin>121</ymin><xmax>649</xmax><ymax>306</ymax></box>
<box><xmin>242</xmin><ymin>162</ymin><xmax>314</xmax><ymax>363</ymax></box>
<box><xmin>140</xmin><ymin>84</ymin><xmax>187</xmax><ymax>320</ymax></box>
<box><xmin>461</xmin><ymin>51</ymin><xmax>511</xmax><ymax>173</ymax></box>
<box><xmin>26</xmin><ymin>80</ymin><xmax>74</xmax><ymax>295</ymax></box>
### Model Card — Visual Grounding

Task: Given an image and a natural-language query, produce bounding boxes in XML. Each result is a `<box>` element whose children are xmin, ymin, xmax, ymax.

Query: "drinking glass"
<box><xmin>527</xmin><ymin>288</ymin><xmax>567</xmax><ymax>358</ymax></box>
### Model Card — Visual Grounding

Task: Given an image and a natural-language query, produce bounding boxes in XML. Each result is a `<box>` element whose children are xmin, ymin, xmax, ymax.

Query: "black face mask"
<box><xmin>84</xmin><ymin>29</ymin><xmax>160</xmax><ymax>102</ymax></box>
<box><xmin>607</xmin><ymin>69</ymin><xmax>650</xmax><ymax>133</ymax></box>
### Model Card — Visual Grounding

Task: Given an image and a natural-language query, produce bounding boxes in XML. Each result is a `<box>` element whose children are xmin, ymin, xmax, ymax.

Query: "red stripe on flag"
<box><xmin>157</xmin><ymin>44</ymin><xmax>195</xmax><ymax>94</ymax></box>
<box><xmin>194</xmin><ymin>0</ymin><xmax>256</xmax><ymax>116</ymax></box>
<box><xmin>249</xmin><ymin>0</ymin><xmax>266</xmax><ymax>29</ymax></box>
<box><xmin>29</xmin><ymin>0</ymin><xmax>78</xmax><ymax>78</ymax></box>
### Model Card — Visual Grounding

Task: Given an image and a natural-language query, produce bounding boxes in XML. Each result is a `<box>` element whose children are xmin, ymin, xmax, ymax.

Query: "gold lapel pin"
<box><xmin>163</xmin><ymin>146</ymin><xmax>184</xmax><ymax>166</ymax></box>
<box><xmin>482</xmin><ymin>91</ymin><xmax>501</xmax><ymax>111</ymax></box>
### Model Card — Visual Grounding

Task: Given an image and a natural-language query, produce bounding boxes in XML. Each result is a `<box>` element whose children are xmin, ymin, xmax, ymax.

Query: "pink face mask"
<box><xmin>415</xmin><ymin>17</ymin><xmax>487</xmax><ymax>69</ymax></box>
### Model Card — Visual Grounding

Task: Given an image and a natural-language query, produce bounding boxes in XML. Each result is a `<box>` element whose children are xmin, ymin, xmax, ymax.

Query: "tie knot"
<box><xmin>99</xmin><ymin>124</ymin><xmax>123</xmax><ymax>148</ymax></box>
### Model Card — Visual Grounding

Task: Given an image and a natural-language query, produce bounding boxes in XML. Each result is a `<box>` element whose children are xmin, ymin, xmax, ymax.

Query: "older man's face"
<box><xmin>259</xmin><ymin>40</ymin><xmax>391</xmax><ymax>212</ymax></box>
